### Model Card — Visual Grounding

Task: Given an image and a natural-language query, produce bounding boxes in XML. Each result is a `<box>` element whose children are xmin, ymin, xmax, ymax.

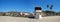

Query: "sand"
<box><xmin>0</xmin><ymin>16</ymin><xmax>60</xmax><ymax>22</ymax></box>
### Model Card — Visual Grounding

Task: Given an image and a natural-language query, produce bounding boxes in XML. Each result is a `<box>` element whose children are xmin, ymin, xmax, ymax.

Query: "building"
<box><xmin>34</xmin><ymin>6</ymin><xmax>42</xmax><ymax>19</ymax></box>
<box><xmin>5</xmin><ymin>11</ymin><xmax>33</xmax><ymax>17</ymax></box>
<box><xmin>20</xmin><ymin>12</ymin><xmax>33</xmax><ymax>17</ymax></box>
<box><xmin>5</xmin><ymin>11</ymin><xmax>20</xmax><ymax>17</ymax></box>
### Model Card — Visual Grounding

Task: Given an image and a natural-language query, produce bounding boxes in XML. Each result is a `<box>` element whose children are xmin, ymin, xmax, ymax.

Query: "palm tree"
<box><xmin>47</xmin><ymin>5</ymin><xmax>49</xmax><ymax>8</ymax></box>
<box><xmin>47</xmin><ymin>5</ymin><xmax>49</xmax><ymax>10</ymax></box>
<box><xmin>50</xmin><ymin>5</ymin><xmax>53</xmax><ymax>11</ymax></box>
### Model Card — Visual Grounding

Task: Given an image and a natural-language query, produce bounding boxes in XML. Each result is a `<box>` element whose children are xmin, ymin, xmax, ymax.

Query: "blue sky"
<box><xmin>0</xmin><ymin>0</ymin><xmax>60</xmax><ymax>13</ymax></box>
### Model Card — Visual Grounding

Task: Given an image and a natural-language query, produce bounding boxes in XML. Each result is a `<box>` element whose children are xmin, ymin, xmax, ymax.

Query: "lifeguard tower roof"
<box><xmin>35</xmin><ymin>7</ymin><xmax>42</xmax><ymax>10</ymax></box>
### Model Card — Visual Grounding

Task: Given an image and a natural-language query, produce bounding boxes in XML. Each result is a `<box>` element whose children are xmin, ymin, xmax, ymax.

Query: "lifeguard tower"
<box><xmin>35</xmin><ymin>6</ymin><xmax>42</xmax><ymax>19</ymax></box>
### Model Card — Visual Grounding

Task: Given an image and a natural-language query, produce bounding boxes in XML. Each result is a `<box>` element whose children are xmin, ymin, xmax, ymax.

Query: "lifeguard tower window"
<box><xmin>35</xmin><ymin>7</ymin><xmax>42</xmax><ymax>10</ymax></box>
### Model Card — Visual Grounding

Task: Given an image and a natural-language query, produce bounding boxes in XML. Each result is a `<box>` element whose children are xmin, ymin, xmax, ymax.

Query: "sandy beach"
<box><xmin>0</xmin><ymin>16</ymin><xmax>60</xmax><ymax>22</ymax></box>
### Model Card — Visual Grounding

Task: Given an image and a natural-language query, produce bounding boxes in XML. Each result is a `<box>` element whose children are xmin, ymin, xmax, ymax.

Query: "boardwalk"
<box><xmin>0</xmin><ymin>16</ymin><xmax>60</xmax><ymax>22</ymax></box>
